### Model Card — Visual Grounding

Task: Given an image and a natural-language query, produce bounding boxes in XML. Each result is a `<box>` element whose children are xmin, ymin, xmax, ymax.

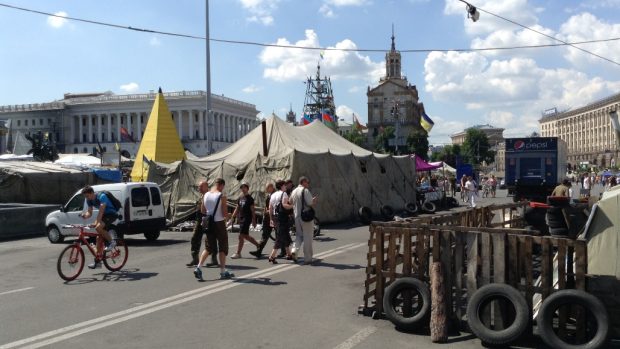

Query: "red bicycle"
<box><xmin>56</xmin><ymin>224</ymin><xmax>128</xmax><ymax>281</ymax></box>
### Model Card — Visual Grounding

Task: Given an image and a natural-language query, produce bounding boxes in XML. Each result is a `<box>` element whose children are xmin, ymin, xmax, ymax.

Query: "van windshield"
<box><xmin>65</xmin><ymin>194</ymin><xmax>85</xmax><ymax>212</ymax></box>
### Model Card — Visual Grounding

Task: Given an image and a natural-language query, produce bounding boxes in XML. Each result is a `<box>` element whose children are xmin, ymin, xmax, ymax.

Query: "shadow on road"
<box><xmin>64</xmin><ymin>268</ymin><xmax>158</xmax><ymax>284</ymax></box>
<box><xmin>124</xmin><ymin>239</ymin><xmax>186</xmax><ymax>247</ymax></box>
<box><xmin>312</xmin><ymin>260</ymin><xmax>361</xmax><ymax>270</ymax></box>
<box><xmin>313</xmin><ymin>236</ymin><xmax>337</xmax><ymax>242</ymax></box>
<box><xmin>226</xmin><ymin>264</ymin><xmax>259</xmax><ymax>271</ymax></box>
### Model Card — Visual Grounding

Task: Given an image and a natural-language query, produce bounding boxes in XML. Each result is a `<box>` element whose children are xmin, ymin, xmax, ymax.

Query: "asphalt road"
<box><xmin>0</xmin><ymin>190</ymin><xmax>565</xmax><ymax>349</ymax></box>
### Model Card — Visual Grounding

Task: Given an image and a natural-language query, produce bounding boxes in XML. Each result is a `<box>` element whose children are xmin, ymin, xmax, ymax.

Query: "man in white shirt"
<box><xmin>289</xmin><ymin>176</ymin><xmax>318</xmax><ymax>265</ymax></box>
<box><xmin>465</xmin><ymin>176</ymin><xmax>477</xmax><ymax>208</ymax></box>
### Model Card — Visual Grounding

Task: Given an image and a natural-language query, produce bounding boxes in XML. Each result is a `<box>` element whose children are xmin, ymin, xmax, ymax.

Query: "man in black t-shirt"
<box><xmin>230</xmin><ymin>183</ymin><xmax>259</xmax><ymax>259</ymax></box>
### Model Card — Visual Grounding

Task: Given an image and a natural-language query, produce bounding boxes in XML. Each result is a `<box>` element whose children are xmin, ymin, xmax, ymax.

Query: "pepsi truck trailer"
<box><xmin>505</xmin><ymin>137</ymin><xmax>567</xmax><ymax>202</ymax></box>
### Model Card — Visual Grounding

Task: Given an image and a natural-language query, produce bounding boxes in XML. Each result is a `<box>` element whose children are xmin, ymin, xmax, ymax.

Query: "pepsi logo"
<box><xmin>514</xmin><ymin>140</ymin><xmax>525</xmax><ymax>150</ymax></box>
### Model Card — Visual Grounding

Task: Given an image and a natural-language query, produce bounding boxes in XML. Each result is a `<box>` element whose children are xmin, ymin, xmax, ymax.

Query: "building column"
<box><xmin>95</xmin><ymin>114</ymin><xmax>101</xmax><ymax>142</ymax></box>
<box><xmin>127</xmin><ymin>113</ymin><xmax>133</xmax><ymax>140</ymax></box>
<box><xmin>218</xmin><ymin>113</ymin><xmax>222</xmax><ymax>141</ymax></box>
<box><xmin>87</xmin><ymin>115</ymin><xmax>93</xmax><ymax>143</ymax></box>
<box><xmin>106</xmin><ymin>114</ymin><xmax>112</xmax><ymax>142</ymax></box>
<box><xmin>177</xmin><ymin>110</ymin><xmax>184</xmax><ymax>140</ymax></box>
<box><xmin>77</xmin><ymin>115</ymin><xmax>83</xmax><ymax>144</ymax></box>
<box><xmin>188</xmin><ymin>110</ymin><xmax>194</xmax><ymax>140</ymax></box>
<box><xmin>227</xmin><ymin>115</ymin><xmax>232</xmax><ymax>142</ymax></box>
<box><xmin>199</xmin><ymin>110</ymin><xmax>205</xmax><ymax>140</ymax></box>
<box><xmin>137</xmin><ymin>112</ymin><xmax>143</xmax><ymax>141</ymax></box>
<box><xmin>116</xmin><ymin>114</ymin><xmax>121</xmax><ymax>143</ymax></box>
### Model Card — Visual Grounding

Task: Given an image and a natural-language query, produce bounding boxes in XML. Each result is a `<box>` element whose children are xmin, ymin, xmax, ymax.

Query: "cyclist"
<box><xmin>80</xmin><ymin>186</ymin><xmax>119</xmax><ymax>269</ymax></box>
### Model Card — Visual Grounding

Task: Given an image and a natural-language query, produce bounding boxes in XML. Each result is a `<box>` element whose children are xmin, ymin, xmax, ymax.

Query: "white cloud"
<box><xmin>119</xmin><ymin>82</ymin><xmax>140</xmax><ymax>93</ymax></box>
<box><xmin>242</xmin><ymin>84</ymin><xmax>262</xmax><ymax>93</ymax></box>
<box><xmin>470</xmin><ymin>25</ymin><xmax>556</xmax><ymax>57</ymax></box>
<box><xmin>319</xmin><ymin>4</ymin><xmax>335</xmax><ymax>18</ymax></box>
<box><xmin>149</xmin><ymin>37</ymin><xmax>162</xmax><ymax>46</ymax></box>
<box><xmin>336</xmin><ymin>105</ymin><xmax>360</xmax><ymax>123</ymax></box>
<box><xmin>428</xmin><ymin>115</ymin><xmax>467</xmax><ymax>142</ymax></box>
<box><xmin>239</xmin><ymin>0</ymin><xmax>280</xmax><ymax>25</ymax></box>
<box><xmin>325</xmin><ymin>0</ymin><xmax>369</xmax><ymax>6</ymax></box>
<box><xmin>558</xmin><ymin>12</ymin><xmax>620</xmax><ymax>66</ymax></box>
<box><xmin>47</xmin><ymin>11</ymin><xmax>68</xmax><ymax>28</ymax></box>
<box><xmin>484</xmin><ymin>110</ymin><xmax>514</xmax><ymax>128</ymax></box>
<box><xmin>259</xmin><ymin>29</ymin><xmax>383</xmax><ymax>82</ymax></box>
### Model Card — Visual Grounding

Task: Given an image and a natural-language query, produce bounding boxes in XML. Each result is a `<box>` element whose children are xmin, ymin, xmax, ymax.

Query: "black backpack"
<box><xmin>98</xmin><ymin>191</ymin><xmax>122</xmax><ymax>211</ymax></box>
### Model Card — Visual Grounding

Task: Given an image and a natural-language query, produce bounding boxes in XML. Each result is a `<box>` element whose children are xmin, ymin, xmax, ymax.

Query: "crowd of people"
<box><xmin>188</xmin><ymin>176</ymin><xmax>318</xmax><ymax>281</ymax></box>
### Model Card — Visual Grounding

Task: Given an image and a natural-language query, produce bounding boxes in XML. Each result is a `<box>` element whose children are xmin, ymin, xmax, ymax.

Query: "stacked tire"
<box><xmin>382</xmin><ymin>277</ymin><xmax>431</xmax><ymax>331</ymax></box>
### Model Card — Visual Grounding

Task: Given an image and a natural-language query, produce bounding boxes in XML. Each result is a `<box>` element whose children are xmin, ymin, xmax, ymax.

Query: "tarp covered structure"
<box><xmin>412</xmin><ymin>154</ymin><xmax>442</xmax><ymax>172</ymax></box>
<box><xmin>0</xmin><ymin>161</ymin><xmax>113</xmax><ymax>204</ymax></box>
<box><xmin>148</xmin><ymin>116</ymin><xmax>416</xmax><ymax>224</ymax></box>
<box><xmin>583</xmin><ymin>185</ymin><xmax>620</xmax><ymax>337</ymax></box>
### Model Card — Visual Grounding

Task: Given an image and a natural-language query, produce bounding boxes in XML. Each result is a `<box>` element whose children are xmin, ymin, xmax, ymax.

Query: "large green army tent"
<box><xmin>148</xmin><ymin>116</ymin><xmax>417</xmax><ymax>224</ymax></box>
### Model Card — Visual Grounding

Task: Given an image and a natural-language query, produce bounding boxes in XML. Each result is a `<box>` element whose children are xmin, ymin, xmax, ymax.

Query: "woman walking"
<box><xmin>230</xmin><ymin>183</ymin><xmax>259</xmax><ymax>259</ymax></box>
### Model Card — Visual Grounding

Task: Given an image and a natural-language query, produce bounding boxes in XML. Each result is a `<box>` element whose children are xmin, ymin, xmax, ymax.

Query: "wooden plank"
<box><xmin>480</xmin><ymin>233</ymin><xmax>492</xmax><ymax>328</ymax></box>
<box><xmin>440</xmin><ymin>231</ymin><xmax>453</xmax><ymax>318</ymax></box>
<box><xmin>492</xmin><ymin>233</ymin><xmax>506</xmax><ymax>330</ymax></box>
<box><xmin>574</xmin><ymin>240</ymin><xmax>587</xmax><ymax>343</ymax></box>
<box><xmin>507</xmin><ymin>234</ymin><xmax>519</xmax><ymax>288</ymax></box>
<box><xmin>540</xmin><ymin>238</ymin><xmax>552</xmax><ymax>300</ymax></box>
<box><xmin>454</xmin><ymin>231</ymin><xmax>465</xmax><ymax>321</ymax></box>
<box><xmin>523</xmin><ymin>236</ymin><xmax>534</xmax><ymax>335</ymax></box>
<box><xmin>466</xmin><ymin>233</ymin><xmax>479</xmax><ymax>301</ymax></box>
<box><xmin>433</xmin><ymin>230</ymin><xmax>440</xmax><ymax>263</ymax></box>
<box><xmin>388</xmin><ymin>232</ymin><xmax>397</xmax><ymax>284</ymax></box>
<box><xmin>403</xmin><ymin>230</ymin><xmax>412</xmax><ymax>277</ymax></box>
<box><xmin>417</xmin><ymin>231</ymin><xmax>425</xmax><ymax>281</ymax></box>
<box><xmin>430</xmin><ymin>262</ymin><xmax>448</xmax><ymax>343</ymax></box>
<box><xmin>375</xmin><ymin>226</ymin><xmax>385</xmax><ymax>314</ymax></box>
<box><xmin>422</xmin><ymin>228</ymin><xmax>431</xmax><ymax>281</ymax></box>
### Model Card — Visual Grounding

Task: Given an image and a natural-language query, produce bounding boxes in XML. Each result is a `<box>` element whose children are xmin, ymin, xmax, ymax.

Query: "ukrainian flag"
<box><xmin>421</xmin><ymin>112</ymin><xmax>434</xmax><ymax>133</ymax></box>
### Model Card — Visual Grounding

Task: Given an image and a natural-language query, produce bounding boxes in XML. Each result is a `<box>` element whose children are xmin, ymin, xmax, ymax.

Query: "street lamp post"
<box><xmin>205</xmin><ymin>0</ymin><xmax>213</xmax><ymax>154</ymax></box>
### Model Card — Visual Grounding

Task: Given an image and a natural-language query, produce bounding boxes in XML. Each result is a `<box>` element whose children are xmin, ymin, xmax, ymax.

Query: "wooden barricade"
<box><xmin>362</xmin><ymin>203</ymin><xmax>588</xmax><ymax>341</ymax></box>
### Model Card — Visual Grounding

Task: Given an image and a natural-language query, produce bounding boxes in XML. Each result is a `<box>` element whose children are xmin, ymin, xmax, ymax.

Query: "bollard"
<box><xmin>430</xmin><ymin>261</ymin><xmax>448</xmax><ymax>343</ymax></box>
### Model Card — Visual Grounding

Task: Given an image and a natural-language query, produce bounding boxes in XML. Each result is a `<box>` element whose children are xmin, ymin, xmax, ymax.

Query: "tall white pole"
<box><xmin>205</xmin><ymin>0</ymin><xmax>213</xmax><ymax>154</ymax></box>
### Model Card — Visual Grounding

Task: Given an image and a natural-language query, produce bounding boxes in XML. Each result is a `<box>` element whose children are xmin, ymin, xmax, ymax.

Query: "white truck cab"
<box><xmin>45</xmin><ymin>182</ymin><xmax>166</xmax><ymax>243</ymax></box>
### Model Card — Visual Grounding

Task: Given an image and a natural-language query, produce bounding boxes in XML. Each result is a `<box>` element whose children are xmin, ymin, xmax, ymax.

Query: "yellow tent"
<box><xmin>131</xmin><ymin>88</ymin><xmax>186</xmax><ymax>181</ymax></box>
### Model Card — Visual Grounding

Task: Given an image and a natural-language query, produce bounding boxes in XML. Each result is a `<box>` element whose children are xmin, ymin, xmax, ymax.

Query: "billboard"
<box><xmin>505</xmin><ymin>137</ymin><xmax>558</xmax><ymax>153</ymax></box>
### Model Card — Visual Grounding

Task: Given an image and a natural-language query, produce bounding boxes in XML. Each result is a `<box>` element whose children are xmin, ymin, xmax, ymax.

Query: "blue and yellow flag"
<box><xmin>421</xmin><ymin>112</ymin><xmax>434</xmax><ymax>133</ymax></box>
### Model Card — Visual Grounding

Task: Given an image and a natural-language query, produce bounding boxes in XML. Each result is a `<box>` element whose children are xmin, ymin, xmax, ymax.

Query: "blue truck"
<box><xmin>505</xmin><ymin>137</ymin><xmax>567</xmax><ymax>202</ymax></box>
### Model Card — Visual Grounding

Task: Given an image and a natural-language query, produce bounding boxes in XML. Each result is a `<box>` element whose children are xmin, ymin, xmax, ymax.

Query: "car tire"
<box><xmin>144</xmin><ymin>230</ymin><xmax>160</xmax><ymax>241</ymax></box>
<box><xmin>446</xmin><ymin>197</ymin><xmax>459</xmax><ymax>208</ymax></box>
<box><xmin>358</xmin><ymin>206</ymin><xmax>372</xmax><ymax>225</ymax></box>
<box><xmin>466</xmin><ymin>283</ymin><xmax>529</xmax><ymax>346</ymax></box>
<box><xmin>405</xmin><ymin>202</ymin><xmax>418</xmax><ymax>214</ymax></box>
<box><xmin>380</xmin><ymin>205</ymin><xmax>395</xmax><ymax>221</ymax></box>
<box><xmin>382</xmin><ymin>277</ymin><xmax>431</xmax><ymax>331</ymax></box>
<box><xmin>538</xmin><ymin>289</ymin><xmax>609</xmax><ymax>349</ymax></box>
<box><xmin>422</xmin><ymin>202</ymin><xmax>436</xmax><ymax>214</ymax></box>
<box><xmin>47</xmin><ymin>225</ymin><xmax>64</xmax><ymax>244</ymax></box>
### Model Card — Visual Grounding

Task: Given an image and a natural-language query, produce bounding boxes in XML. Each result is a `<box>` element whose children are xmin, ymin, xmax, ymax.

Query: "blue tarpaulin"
<box><xmin>92</xmin><ymin>169</ymin><xmax>122</xmax><ymax>182</ymax></box>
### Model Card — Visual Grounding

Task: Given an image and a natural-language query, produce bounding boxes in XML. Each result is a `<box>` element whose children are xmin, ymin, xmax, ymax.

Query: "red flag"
<box><xmin>120</xmin><ymin>127</ymin><xmax>135</xmax><ymax>142</ymax></box>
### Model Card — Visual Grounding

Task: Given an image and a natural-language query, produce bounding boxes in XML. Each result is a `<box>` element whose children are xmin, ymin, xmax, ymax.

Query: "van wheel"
<box><xmin>144</xmin><ymin>231</ymin><xmax>160</xmax><ymax>241</ymax></box>
<box><xmin>47</xmin><ymin>225</ymin><xmax>64</xmax><ymax>244</ymax></box>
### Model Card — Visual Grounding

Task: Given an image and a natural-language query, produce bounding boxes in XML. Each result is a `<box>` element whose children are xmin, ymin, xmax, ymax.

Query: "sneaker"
<box><xmin>193</xmin><ymin>267</ymin><xmax>203</xmax><ymax>281</ymax></box>
<box><xmin>230</xmin><ymin>253</ymin><xmax>241</xmax><ymax>259</ymax></box>
<box><xmin>220</xmin><ymin>270</ymin><xmax>234</xmax><ymax>279</ymax></box>
<box><xmin>88</xmin><ymin>261</ymin><xmax>102</xmax><ymax>269</ymax></box>
<box><xmin>249</xmin><ymin>250</ymin><xmax>260</xmax><ymax>258</ymax></box>
<box><xmin>104</xmin><ymin>240</ymin><xmax>117</xmax><ymax>252</ymax></box>
<box><xmin>186</xmin><ymin>260</ymin><xmax>198</xmax><ymax>267</ymax></box>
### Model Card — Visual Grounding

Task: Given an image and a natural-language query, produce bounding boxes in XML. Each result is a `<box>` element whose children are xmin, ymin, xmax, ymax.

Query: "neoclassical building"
<box><xmin>366</xmin><ymin>32</ymin><xmax>426</xmax><ymax>150</ymax></box>
<box><xmin>539</xmin><ymin>92</ymin><xmax>620</xmax><ymax>167</ymax></box>
<box><xmin>450</xmin><ymin>124</ymin><xmax>505</xmax><ymax>147</ymax></box>
<box><xmin>0</xmin><ymin>90</ymin><xmax>260</xmax><ymax>157</ymax></box>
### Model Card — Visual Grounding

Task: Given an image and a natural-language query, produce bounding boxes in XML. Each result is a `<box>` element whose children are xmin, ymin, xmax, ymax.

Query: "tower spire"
<box><xmin>391</xmin><ymin>23</ymin><xmax>395</xmax><ymax>51</ymax></box>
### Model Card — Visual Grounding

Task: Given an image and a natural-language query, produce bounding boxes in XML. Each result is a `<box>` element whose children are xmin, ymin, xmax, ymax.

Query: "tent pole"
<box><xmin>261</xmin><ymin>120</ymin><xmax>268</xmax><ymax>156</ymax></box>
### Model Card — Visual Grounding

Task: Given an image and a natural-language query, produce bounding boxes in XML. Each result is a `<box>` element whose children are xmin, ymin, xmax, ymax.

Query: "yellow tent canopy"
<box><xmin>131</xmin><ymin>88</ymin><xmax>186</xmax><ymax>181</ymax></box>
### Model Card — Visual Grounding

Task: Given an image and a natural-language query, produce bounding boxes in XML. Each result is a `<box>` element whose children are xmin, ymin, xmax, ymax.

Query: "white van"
<box><xmin>45</xmin><ymin>182</ymin><xmax>166</xmax><ymax>243</ymax></box>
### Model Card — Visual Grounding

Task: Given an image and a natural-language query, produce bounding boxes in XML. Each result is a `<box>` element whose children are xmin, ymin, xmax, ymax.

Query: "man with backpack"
<box><xmin>289</xmin><ymin>176</ymin><xmax>318</xmax><ymax>265</ymax></box>
<box><xmin>80</xmin><ymin>186</ymin><xmax>121</xmax><ymax>269</ymax></box>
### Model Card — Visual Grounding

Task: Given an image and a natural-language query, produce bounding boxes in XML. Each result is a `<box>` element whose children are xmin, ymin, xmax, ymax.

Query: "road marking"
<box><xmin>333</xmin><ymin>326</ymin><xmax>377</xmax><ymax>349</ymax></box>
<box><xmin>0</xmin><ymin>287</ymin><xmax>34</xmax><ymax>297</ymax></box>
<box><xmin>1</xmin><ymin>242</ymin><xmax>364</xmax><ymax>349</ymax></box>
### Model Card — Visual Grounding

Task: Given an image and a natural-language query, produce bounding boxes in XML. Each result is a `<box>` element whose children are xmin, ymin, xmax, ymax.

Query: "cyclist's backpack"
<box><xmin>99</xmin><ymin>191</ymin><xmax>122</xmax><ymax>211</ymax></box>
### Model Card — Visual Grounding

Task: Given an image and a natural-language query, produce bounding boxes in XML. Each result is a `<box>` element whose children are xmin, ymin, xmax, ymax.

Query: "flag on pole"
<box><xmin>322</xmin><ymin>112</ymin><xmax>336</xmax><ymax>128</ymax></box>
<box><xmin>420</xmin><ymin>112</ymin><xmax>435</xmax><ymax>133</ymax></box>
<box><xmin>353</xmin><ymin>114</ymin><xmax>367</xmax><ymax>131</ymax></box>
<box><xmin>302</xmin><ymin>114</ymin><xmax>313</xmax><ymax>125</ymax></box>
<box><xmin>120</xmin><ymin>127</ymin><xmax>135</xmax><ymax>142</ymax></box>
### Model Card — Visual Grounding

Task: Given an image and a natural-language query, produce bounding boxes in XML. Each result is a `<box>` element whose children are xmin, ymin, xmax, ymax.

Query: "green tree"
<box><xmin>407</xmin><ymin>129</ymin><xmax>429</xmax><ymax>160</ymax></box>
<box><xmin>431</xmin><ymin>144</ymin><xmax>461</xmax><ymax>167</ymax></box>
<box><xmin>461</xmin><ymin>128</ymin><xmax>495</xmax><ymax>165</ymax></box>
<box><xmin>374</xmin><ymin>126</ymin><xmax>395</xmax><ymax>154</ymax></box>
<box><xmin>343</xmin><ymin>129</ymin><xmax>365</xmax><ymax>147</ymax></box>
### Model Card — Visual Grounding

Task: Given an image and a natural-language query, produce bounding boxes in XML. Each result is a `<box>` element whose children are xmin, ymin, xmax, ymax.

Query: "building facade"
<box><xmin>539</xmin><ymin>92</ymin><xmax>620</xmax><ymax>167</ymax></box>
<box><xmin>366</xmin><ymin>32</ymin><xmax>426</xmax><ymax>150</ymax></box>
<box><xmin>0</xmin><ymin>90</ymin><xmax>260</xmax><ymax>157</ymax></box>
<box><xmin>450</xmin><ymin>124</ymin><xmax>505</xmax><ymax>147</ymax></box>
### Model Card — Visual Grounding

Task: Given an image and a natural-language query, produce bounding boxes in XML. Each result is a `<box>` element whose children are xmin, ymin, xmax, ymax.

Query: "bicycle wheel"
<box><xmin>57</xmin><ymin>245</ymin><xmax>85</xmax><ymax>281</ymax></box>
<box><xmin>103</xmin><ymin>240</ymin><xmax>128</xmax><ymax>271</ymax></box>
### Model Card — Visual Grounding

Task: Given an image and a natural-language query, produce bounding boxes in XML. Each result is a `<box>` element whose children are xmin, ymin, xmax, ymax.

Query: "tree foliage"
<box><xmin>461</xmin><ymin>128</ymin><xmax>495</xmax><ymax>165</ymax></box>
<box><xmin>407</xmin><ymin>128</ymin><xmax>429</xmax><ymax>160</ymax></box>
<box><xmin>343</xmin><ymin>129</ymin><xmax>365</xmax><ymax>147</ymax></box>
<box><xmin>431</xmin><ymin>144</ymin><xmax>461</xmax><ymax>167</ymax></box>
<box><xmin>374</xmin><ymin>126</ymin><xmax>395</xmax><ymax>154</ymax></box>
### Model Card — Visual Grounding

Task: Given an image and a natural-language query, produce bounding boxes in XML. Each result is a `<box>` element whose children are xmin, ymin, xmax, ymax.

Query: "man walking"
<box><xmin>289</xmin><ymin>176</ymin><xmax>318</xmax><ymax>265</ymax></box>
<box><xmin>465</xmin><ymin>176</ymin><xmax>477</xmax><ymax>208</ymax></box>
<box><xmin>194</xmin><ymin>178</ymin><xmax>234</xmax><ymax>281</ymax></box>
<box><xmin>230</xmin><ymin>183</ymin><xmax>259</xmax><ymax>259</ymax></box>
<box><xmin>251</xmin><ymin>182</ymin><xmax>275</xmax><ymax>258</ymax></box>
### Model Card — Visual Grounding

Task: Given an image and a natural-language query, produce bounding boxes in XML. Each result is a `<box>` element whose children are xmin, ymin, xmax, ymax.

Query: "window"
<box><xmin>40</xmin><ymin>119</ymin><xmax>43</xmax><ymax>125</ymax></box>
<box><xmin>48</xmin><ymin>118</ymin><xmax>52</xmax><ymax>125</ymax></box>
<box><xmin>83</xmin><ymin>147</ymin><xmax>87</xmax><ymax>153</ymax></box>
<box><xmin>360</xmin><ymin>161</ymin><xmax>367</xmax><ymax>173</ymax></box>
<box><xmin>65</xmin><ymin>194</ymin><xmax>85</xmax><ymax>212</ymax></box>
<box><xmin>150</xmin><ymin>187</ymin><xmax>162</xmax><ymax>206</ymax></box>
<box><xmin>73</xmin><ymin>148</ymin><xmax>78</xmax><ymax>153</ymax></box>
<box><xmin>131</xmin><ymin>187</ymin><xmax>150</xmax><ymax>207</ymax></box>
<box><xmin>17</xmin><ymin>120</ymin><xmax>21</xmax><ymax>127</ymax></box>
<box><xmin>25</xmin><ymin>120</ymin><xmax>28</xmax><ymax>126</ymax></box>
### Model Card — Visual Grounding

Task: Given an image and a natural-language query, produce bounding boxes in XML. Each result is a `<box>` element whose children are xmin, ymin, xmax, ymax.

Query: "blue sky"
<box><xmin>2</xmin><ymin>0</ymin><xmax>620</xmax><ymax>144</ymax></box>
